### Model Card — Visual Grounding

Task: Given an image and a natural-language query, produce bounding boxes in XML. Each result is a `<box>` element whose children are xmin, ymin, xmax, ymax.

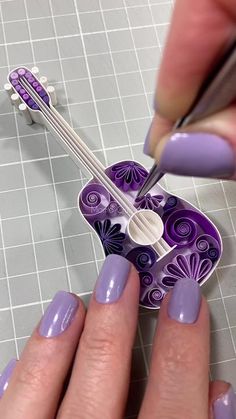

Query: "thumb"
<box><xmin>146</xmin><ymin>106</ymin><xmax>236</xmax><ymax>180</ymax></box>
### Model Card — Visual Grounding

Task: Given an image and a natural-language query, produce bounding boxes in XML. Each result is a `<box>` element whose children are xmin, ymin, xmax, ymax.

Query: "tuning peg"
<box><xmin>47</xmin><ymin>85</ymin><xmax>57</xmax><ymax>106</ymax></box>
<box><xmin>31</xmin><ymin>66</ymin><xmax>39</xmax><ymax>77</ymax></box>
<box><xmin>4</xmin><ymin>83</ymin><xmax>13</xmax><ymax>96</ymax></box>
<box><xmin>40</xmin><ymin>76</ymin><xmax>48</xmax><ymax>88</ymax></box>
<box><xmin>19</xmin><ymin>103</ymin><xmax>33</xmax><ymax>125</ymax></box>
<box><xmin>11</xmin><ymin>93</ymin><xmax>21</xmax><ymax>107</ymax></box>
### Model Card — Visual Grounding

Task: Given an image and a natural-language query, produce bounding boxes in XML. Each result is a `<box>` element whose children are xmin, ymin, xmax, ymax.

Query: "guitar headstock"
<box><xmin>5</xmin><ymin>66</ymin><xmax>57</xmax><ymax>124</ymax></box>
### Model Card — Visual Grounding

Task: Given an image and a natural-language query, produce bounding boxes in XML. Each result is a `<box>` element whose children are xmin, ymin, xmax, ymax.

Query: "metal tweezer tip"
<box><xmin>136</xmin><ymin>164</ymin><xmax>164</xmax><ymax>198</ymax></box>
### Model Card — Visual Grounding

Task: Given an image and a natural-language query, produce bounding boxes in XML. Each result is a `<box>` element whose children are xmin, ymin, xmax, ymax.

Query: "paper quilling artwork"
<box><xmin>6</xmin><ymin>67</ymin><xmax>222</xmax><ymax>309</ymax></box>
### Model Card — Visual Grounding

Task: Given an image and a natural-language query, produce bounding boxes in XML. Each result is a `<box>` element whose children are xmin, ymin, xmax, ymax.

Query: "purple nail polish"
<box><xmin>168</xmin><ymin>278</ymin><xmax>201</xmax><ymax>324</ymax></box>
<box><xmin>95</xmin><ymin>254</ymin><xmax>131</xmax><ymax>304</ymax></box>
<box><xmin>214</xmin><ymin>386</ymin><xmax>236</xmax><ymax>419</ymax></box>
<box><xmin>39</xmin><ymin>291</ymin><xmax>79</xmax><ymax>338</ymax></box>
<box><xmin>0</xmin><ymin>359</ymin><xmax>17</xmax><ymax>398</ymax></box>
<box><xmin>158</xmin><ymin>132</ymin><xmax>235</xmax><ymax>178</ymax></box>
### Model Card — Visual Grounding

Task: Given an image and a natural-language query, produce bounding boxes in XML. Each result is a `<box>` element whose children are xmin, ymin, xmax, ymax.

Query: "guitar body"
<box><xmin>6</xmin><ymin>67</ymin><xmax>222</xmax><ymax>310</ymax></box>
<box><xmin>79</xmin><ymin>160</ymin><xmax>222</xmax><ymax>309</ymax></box>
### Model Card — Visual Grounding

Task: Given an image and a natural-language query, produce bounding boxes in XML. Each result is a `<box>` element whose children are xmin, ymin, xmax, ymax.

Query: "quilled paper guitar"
<box><xmin>5</xmin><ymin>67</ymin><xmax>222</xmax><ymax>310</ymax></box>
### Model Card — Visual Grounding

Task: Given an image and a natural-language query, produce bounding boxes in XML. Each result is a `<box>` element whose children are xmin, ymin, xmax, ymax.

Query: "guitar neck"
<box><xmin>16</xmin><ymin>73</ymin><xmax>136</xmax><ymax>218</ymax></box>
<box><xmin>43</xmin><ymin>106</ymin><xmax>106</xmax><ymax>180</ymax></box>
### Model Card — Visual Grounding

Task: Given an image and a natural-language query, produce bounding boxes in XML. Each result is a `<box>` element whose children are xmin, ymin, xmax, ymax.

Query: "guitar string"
<box><xmin>20</xmin><ymin>77</ymin><xmax>169</xmax><ymax>255</ymax></box>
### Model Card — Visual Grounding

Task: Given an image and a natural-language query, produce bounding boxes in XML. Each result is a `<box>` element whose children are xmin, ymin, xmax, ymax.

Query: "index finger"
<box><xmin>139</xmin><ymin>279</ymin><xmax>210</xmax><ymax>419</ymax></box>
<box><xmin>157</xmin><ymin>0</ymin><xmax>236</xmax><ymax>120</ymax></box>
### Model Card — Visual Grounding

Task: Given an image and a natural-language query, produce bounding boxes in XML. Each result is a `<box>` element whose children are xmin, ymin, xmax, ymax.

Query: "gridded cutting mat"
<box><xmin>0</xmin><ymin>0</ymin><xmax>236</xmax><ymax>416</ymax></box>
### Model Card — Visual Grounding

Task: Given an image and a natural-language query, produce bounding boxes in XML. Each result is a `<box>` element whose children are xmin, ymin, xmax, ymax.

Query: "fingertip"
<box><xmin>209</xmin><ymin>381</ymin><xmax>236</xmax><ymax>419</ymax></box>
<box><xmin>144</xmin><ymin>113</ymin><xmax>173</xmax><ymax>157</ymax></box>
<box><xmin>209</xmin><ymin>380</ymin><xmax>232</xmax><ymax>403</ymax></box>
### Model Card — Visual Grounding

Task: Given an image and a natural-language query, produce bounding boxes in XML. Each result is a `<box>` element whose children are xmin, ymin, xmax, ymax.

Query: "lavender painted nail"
<box><xmin>39</xmin><ymin>291</ymin><xmax>79</xmax><ymax>338</ymax></box>
<box><xmin>158</xmin><ymin>132</ymin><xmax>235</xmax><ymax>178</ymax></box>
<box><xmin>95</xmin><ymin>254</ymin><xmax>131</xmax><ymax>304</ymax></box>
<box><xmin>168</xmin><ymin>278</ymin><xmax>201</xmax><ymax>324</ymax></box>
<box><xmin>0</xmin><ymin>359</ymin><xmax>17</xmax><ymax>398</ymax></box>
<box><xmin>214</xmin><ymin>386</ymin><xmax>236</xmax><ymax>419</ymax></box>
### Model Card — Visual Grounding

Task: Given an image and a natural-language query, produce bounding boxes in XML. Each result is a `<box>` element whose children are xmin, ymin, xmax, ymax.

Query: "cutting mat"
<box><xmin>0</xmin><ymin>0</ymin><xmax>236</xmax><ymax>416</ymax></box>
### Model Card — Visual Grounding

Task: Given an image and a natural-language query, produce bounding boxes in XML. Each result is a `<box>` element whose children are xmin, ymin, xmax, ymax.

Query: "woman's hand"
<box><xmin>144</xmin><ymin>0</ymin><xmax>236</xmax><ymax>180</ymax></box>
<box><xmin>0</xmin><ymin>255</ymin><xmax>235</xmax><ymax>419</ymax></box>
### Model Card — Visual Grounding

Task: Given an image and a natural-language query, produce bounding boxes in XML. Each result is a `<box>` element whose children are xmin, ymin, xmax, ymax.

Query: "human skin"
<box><xmin>0</xmin><ymin>255</ymin><xmax>235</xmax><ymax>419</ymax></box>
<box><xmin>144</xmin><ymin>0</ymin><xmax>236</xmax><ymax>180</ymax></box>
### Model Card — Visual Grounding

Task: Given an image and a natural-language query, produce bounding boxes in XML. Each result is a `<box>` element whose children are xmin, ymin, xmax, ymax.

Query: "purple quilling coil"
<box><xmin>109</xmin><ymin>161</ymin><xmax>148</xmax><ymax>191</ymax></box>
<box><xmin>11</xmin><ymin>79</ymin><xmax>19</xmax><ymax>86</ymax></box>
<box><xmin>106</xmin><ymin>201</ymin><xmax>122</xmax><ymax>217</ymax></box>
<box><xmin>22</xmin><ymin>93</ymin><xmax>30</xmax><ymax>101</ymax></box>
<box><xmin>147</xmin><ymin>288</ymin><xmax>164</xmax><ymax>306</ymax></box>
<box><xmin>43</xmin><ymin>96</ymin><xmax>50</xmax><ymax>104</ymax></box>
<box><xmin>94</xmin><ymin>219</ymin><xmax>125</xmax><ymax>256</ymax></box>
<box><xmin>27</xmin><ymin>98</ymin><xmax>39</xmax><ymax>110</ymax></box>
<box><xmin>39</xmin><ymin>89</ymin><xmax>47</xmax><ymax>97</ymax></box>
<box><xmin>15</xmin><ymin>84</ymin><xmax>22</xmax><ymax>92</ymax></box>
<box><xmin>79</xmin><ymin>183</ymin><xmax>110</xmax><ymax>220</ymax></box>
<box><xmin>10</xmin><ymin>72</ymin><xmax>19</xmax><ymax>80</ymax></box>
<box><xmin>32</xmin><ymin>81</ymin><xmax>39</xmax><ymax>88</ymax></box>
<box><xmin>162</xmin><ymin>252</ymin><xmax>213</xmax><ymax>288</ymax></box>
<box><xmin>195</xmin><ymin>235</ymin><xmax>210</xmax><ymax>252</ymax></box>
<box><xmin>17</xmin><ymin>68</ymin><xmax>26</xmax><ymax>76</ymax></box>
<box><xmin>126</xmin><ymin>246</ymin><xmax>157</xmax><ymax>271</ymax></box>
<box><xmin>164</xmin><ymin>209</ymin><xmax>198</xmax><ymax>247</ymax></box>
<box><xmin>32</xmin><ymin>103</ymin><xmax>39</xmax><ymax>110</ymax></box>
<box><xmin>27</xmin><ymin>98</ymin><xmax>35</xmax><ymax>107</ymax></box>
<box><xmin>134</xmin><ymin>193</ymin><xmax>164</xmax><ymax>211</ymax></box>
<box><xmin>163</xmin><ymin>196</ymin><xmax>178</xmax><ymax>212</ymax></box>
<box><xmin>140</xmin><ymin>271</ymin><xmax>153</xmax><ymax>287</ymax></box>
<box><xmin>207</xmin><ymin>248</ymin><xmax>220</xmax><ymax>260</ymax></box>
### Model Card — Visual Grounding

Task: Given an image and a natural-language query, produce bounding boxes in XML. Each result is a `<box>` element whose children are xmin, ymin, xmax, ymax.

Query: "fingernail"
<box><xmin>168</xmin><ymin>278</ymin><xmax>201</xmax><ymax>324</ymax></box>
<box><xmin>143</xmin><ymin>124</ymin><xmax>151</xmax><ymax>155</ymax></box>
<box><xmin>157</xmin><ymin>132</ymin><xmax>235</xmax><ymax>178</ymax></box>
<box><xmin>214</xmin><ymin>386</ymin><xmax>236</xmax><ymax>419</ymax></box>
<box><xmin>39</xmin><ymin>291</ymin><xmax>79</xmax><ymax>338</ymax></box>
<box><xmin>0</xmin><ymin>359</ymin><xmax>17</xmax><ymax>398</ymax></box>
<box><xmin>95</xmin><ymin>254</ymin><xmax>131</xmax><ymax>304</ymax></box>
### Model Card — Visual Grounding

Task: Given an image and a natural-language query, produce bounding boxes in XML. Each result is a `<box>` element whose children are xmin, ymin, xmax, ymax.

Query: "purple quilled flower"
<box><xmin>94</xmin><ymin>219</ymin><xmax>126</xmax><ymax>256</ymax></box>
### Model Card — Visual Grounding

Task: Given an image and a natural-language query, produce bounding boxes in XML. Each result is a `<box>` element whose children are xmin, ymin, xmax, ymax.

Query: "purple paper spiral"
<box><xmin>164</xmin><ymin>209</ymin><xmax>198</xmax><ymax>247</ymax></box>
<box><xmin>140</xmin><ymin>271</ymin><xmax>153</xmax><ymax>287</ymax></box>
<box><xmin>163</xmin><ymin>195</ymin><xmax>178</xmax><ymax>212</ymax></box>
<box><xmin>106</xmin><ymin>201</ymin><xmax>122</xmax><ymax>216</ymax></box>
<box><xmin>79</xmin><ymin>183</ymin><xmax>110</xmax><ymax>220</ymax></box>
<box><xmin>196</xmin><ymin>239</ymin><xmax>209</xmax><ymax>252</ymax></box>
<box><xmin>126</xmin><ymin>246</ymin><xmax>157</xmax><ymax>271</ymax></box>
<box><xmin>147</xmin><ymin>288</ymin><xmax>163</xmax><ymax>305</ymax></box>
<box><xmin>207</xmin><ymin>248</ymin><xmax>220</xmax><ymax>260</ymax></box>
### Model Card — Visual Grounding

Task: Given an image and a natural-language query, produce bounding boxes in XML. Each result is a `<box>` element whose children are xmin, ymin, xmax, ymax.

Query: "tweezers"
<box><xmin>137</xmin><ymin>39</ymin><xmax>236</xmax><ymax>198</ymax></box>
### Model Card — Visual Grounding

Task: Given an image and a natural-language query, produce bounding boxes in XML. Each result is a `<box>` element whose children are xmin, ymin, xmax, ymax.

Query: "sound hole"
<box><xmin>127</xmin><ymin>209</ymin><xmax>164</xmax><ymax>246</ymax></box>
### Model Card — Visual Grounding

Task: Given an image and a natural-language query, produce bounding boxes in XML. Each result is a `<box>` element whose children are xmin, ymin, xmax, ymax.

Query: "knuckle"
<box><xmin>80</xmin><ymin>327</ymin><xmax>120</xmax><ymax>365</ymax></box>
<box><xmin>59</xmin><ymin>399</ymin><xmax>102</xmax><ymax>419</ymax></box>
<box><xmin>17</xmin><ymin>344</ymin><xmax>54</xmax><ymax>394</ymax></box>
<box><xmin>16</xmin><ymin>356</ymin><xmax>52</xmax><ymax>393</ymax></box>
<box><xmin>159</xmin><ymin>330</ymin><xmax>200</xmax><ymax>378</ymax></box>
